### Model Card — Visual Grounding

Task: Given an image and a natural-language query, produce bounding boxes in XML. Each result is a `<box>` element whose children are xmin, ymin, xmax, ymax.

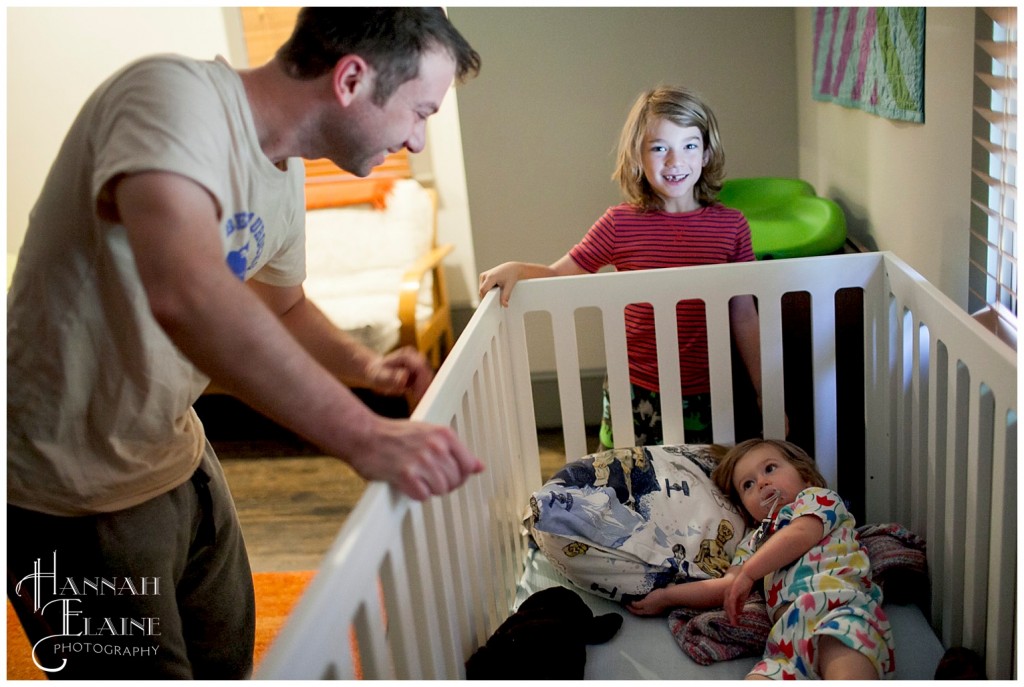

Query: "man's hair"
<box><xmin>276</xmin><ymin>7</ymin><xmax>481</xmax><ymax>105</ymax></box>
<box><xmin>612</xmin><ymin>85</ymin><xmax>726</xmax><ymax>212</ymax></box>
<box><xmin>711</xmin><ymin>438</ymin><xmax>828</xmax><ymax>523</ymax></box>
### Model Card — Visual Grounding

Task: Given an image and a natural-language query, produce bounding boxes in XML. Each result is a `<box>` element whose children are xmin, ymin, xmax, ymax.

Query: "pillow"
<box><xmin>304</xmin><ymin>179</ymin><xmax>433</xmax><ymax>274</ymax></box>
<box><xmin>526</xmin><ymin>444</ymin><xmax>748</xmax><ymax>604</ymax></box>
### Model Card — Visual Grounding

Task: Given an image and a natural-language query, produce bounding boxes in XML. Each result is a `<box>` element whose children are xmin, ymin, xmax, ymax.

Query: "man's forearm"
<box><xmin>271</xmin><ymin>291</ymin><xmax>382</xmax><ymax>389</ymax></box>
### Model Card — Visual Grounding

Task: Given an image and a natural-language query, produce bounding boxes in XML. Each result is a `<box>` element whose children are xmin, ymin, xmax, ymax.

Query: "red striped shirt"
<box><xmin>568</xmin><ymin>203</ymin><xmax>754</xmax><ymax>394</ymax></box>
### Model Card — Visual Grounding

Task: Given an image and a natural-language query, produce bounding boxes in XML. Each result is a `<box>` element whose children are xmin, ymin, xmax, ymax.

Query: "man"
<box><xmin>7</xmin><ymin>8</ymin><xmax>482</xmax><ymax>679</ymax></box>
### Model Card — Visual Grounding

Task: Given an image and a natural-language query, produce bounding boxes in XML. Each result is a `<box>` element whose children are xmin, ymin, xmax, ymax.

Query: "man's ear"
<box><xmin>331</xmin><ymin>54</ymin><xmax>372</xmax><ymax>107</ymax></box>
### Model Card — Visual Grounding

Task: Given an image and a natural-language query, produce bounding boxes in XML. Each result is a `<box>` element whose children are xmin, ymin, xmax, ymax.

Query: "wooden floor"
<box><xmin>207</xmin><ymin>397</ymin><xmax>596</xmax><ymax>573</ymax></box>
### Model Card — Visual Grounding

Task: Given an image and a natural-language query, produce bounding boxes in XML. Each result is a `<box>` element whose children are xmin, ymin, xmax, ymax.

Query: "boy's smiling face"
<box><xmin>641</xmin><ymin>118</ymin><xmax>709</xmax><ymax>213</ymax></box>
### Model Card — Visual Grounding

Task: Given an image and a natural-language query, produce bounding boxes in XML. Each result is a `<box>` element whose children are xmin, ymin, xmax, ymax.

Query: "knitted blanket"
<box><xmin>667</xmin><ymin>522</ymin><xmax>927</xmax><ymax>664</ymax></box>
<box><xmin>856</xmin><ymin>522</ymin><xmax>929</xmax><ymax>605</ymax></box>
<box><xmin>667</xmin><ymin>592</ymin><xmax>771</xmax><ymax>666</ymax></box>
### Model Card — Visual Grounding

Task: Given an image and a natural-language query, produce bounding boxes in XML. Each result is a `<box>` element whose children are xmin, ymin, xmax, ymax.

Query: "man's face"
<box><xmin>326</xmin><ymin>48</ymin><xmax>456</xmax><ymax>177</ymax></box>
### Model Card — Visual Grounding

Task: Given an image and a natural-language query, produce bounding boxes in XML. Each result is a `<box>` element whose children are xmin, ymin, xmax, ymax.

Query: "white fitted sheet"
<box><xmin>515</xmin><ymin>547</ymin><xmax>945</xmax><ymax>680</ymax></box>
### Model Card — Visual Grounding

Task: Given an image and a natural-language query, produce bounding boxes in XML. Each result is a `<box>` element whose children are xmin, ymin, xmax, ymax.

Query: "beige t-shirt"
<box><xmin>7</xmin><ymin>55</ymin><xmax>306</xmax><ymax>516</ymax></box>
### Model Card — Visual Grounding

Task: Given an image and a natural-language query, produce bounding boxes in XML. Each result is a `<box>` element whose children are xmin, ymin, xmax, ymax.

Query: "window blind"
<box><xmin>968</xmin><ymin>7</ymin><xmax>1017</xmax><ymax>345</ymax></box>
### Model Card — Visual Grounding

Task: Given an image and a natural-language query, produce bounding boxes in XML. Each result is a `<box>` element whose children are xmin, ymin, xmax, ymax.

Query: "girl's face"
<box><xmin>732</xmin><ymin>445</ymin><xmax>811</xmax><ymax>521</ymax></box>
<box><xmin>641</xmin><ymin>118</ymin><xmax>709</xmax><ymax>213</ymax></box>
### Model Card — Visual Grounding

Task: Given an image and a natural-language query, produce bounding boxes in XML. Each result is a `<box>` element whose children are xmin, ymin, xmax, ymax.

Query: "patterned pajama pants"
<box><xmin>599</xmin><ymin>378</ymin><xmax>712</xmax><ymax>448</ymax></box>
<box><xmin>748</xmin><ymin>590</ymin><xmax>895</xmax><ymax>679</ymax></box>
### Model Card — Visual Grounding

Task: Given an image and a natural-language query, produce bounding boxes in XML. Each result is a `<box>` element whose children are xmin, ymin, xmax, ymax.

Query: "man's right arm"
<box><xmin>116</xmin><ymin>170</ymin><xmax>482</xmax><ymax>499</ymax></box>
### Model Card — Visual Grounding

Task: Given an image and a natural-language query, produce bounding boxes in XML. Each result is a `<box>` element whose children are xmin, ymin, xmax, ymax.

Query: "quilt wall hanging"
<box><xmin>812</xmin><ymin>7</ymin><xmax>925</xmax><ymax>123</ymax></box>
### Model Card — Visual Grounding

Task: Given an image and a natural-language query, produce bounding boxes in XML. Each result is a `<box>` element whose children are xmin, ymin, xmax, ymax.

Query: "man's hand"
<box><xmin>117</xmin><ymin>171</ymin><xmax>481</xmax><ymax>500</ymax></box>
<box><xmin>349</xmin><ymin>416</ymin><xmax>484</xmax><ymax>501</ymax></box>
<box><xmin>366</xmin><ymin>346</ymin><xmax>433</xmax><ymax>405</ymax></box>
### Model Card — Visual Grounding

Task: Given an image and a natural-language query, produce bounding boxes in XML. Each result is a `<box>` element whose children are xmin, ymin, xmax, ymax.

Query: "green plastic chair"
<box><xmin>718</xmin><ymin>178</ymin><xmax>847</xmax><ymax>259</ymax></box>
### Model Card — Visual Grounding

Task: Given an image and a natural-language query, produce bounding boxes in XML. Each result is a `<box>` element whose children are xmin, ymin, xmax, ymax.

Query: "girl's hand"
<box><xmin>625</xmin><ymin>587</ymin><xmax>672</xmax><ymax>616</ymax></box>
<box><xmin>478</xmin><ymin>262</ymin><xmax>523</xmax><ymax>306</ymax></box>
<box><xmin>724</xmin><ymin>567</ymin><xmax>754</xmax><ymax>625</ymax></box>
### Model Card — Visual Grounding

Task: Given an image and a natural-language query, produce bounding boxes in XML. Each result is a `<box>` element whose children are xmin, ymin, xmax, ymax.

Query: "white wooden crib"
<box><xmin>256</xmin><ymin>251</ymin><xmax>1017</xmax><ymax>680</ymax></box>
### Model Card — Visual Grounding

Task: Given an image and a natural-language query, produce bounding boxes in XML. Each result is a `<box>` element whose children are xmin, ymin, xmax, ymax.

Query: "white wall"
<box><xmin>450</xmin><ymin>7</ymin><xmax>801</xmax><ymax>281</ymax></box>
<box><xmin>449</xmin><ymin>7</ymin><xmax>800</xmax><ymax>373</ymax></box>
<box><xmin>6</xmin><ymin>7</ymin><xmax>479</xmax><ymax>303</ymax></box>
<box><xmin>7</xmin><ymin>7</ymin><xmax>238</xmax><ymax>254</ymax></box>
<box><xmin>7</xmin><ymin>8</ymin><xmax>979</xmax><ymax>311</ymax></box>
<box><xmin>418</xmin><ymin>90</ymin><xmax>478</xmax><ymax>306</ymax></box>
<box><xmin>795</xmin><ymin>7</ymin><xmax>976</xmax><ymax>308</ymax></box>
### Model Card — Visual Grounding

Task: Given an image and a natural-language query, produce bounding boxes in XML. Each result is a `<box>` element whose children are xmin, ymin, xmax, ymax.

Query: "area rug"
<box><xmin>6</xmin><ymin>570</ymin><xmax>335</xmax><ymax>680</ymax></box>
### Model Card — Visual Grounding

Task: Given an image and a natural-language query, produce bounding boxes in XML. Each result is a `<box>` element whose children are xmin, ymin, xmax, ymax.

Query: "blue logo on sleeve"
<box><xmin>224</xmin><ymin>212</ymin><xmax>266</xmax><ymax>280</ymax></box>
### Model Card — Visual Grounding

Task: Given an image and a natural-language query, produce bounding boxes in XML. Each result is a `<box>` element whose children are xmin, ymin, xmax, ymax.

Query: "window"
<box><xmin>968</xmin><ymin>7</ymin><xmax>1017</xmax><ymax>347</ymax></box>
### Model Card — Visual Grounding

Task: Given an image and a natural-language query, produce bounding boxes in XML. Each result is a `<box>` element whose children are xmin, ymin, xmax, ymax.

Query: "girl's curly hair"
<box><xmin>711</xmin><ymin>438</ymin><xmax>827</xmax><ymax>523</ymax></box>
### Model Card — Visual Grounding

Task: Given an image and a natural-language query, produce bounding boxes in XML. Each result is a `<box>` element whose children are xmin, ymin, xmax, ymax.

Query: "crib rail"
<box><xmin>504</xmin><ymin>252</ymin><xmax>885</xmax><ymax>485</ymax></box>
<box><xmin>867</xmin><ymin>253</ymin><xmax>1016</xmax><ymax>679</ymax></box>
<box><xmin>256</xmin><ymin>291</ymin><xmax>538</xmax><ymax>679</ymax></box>
<box><xmin>256</xmin><ymin>251</ymin><xmax>1016</xmax><ymax>680</ymax></box>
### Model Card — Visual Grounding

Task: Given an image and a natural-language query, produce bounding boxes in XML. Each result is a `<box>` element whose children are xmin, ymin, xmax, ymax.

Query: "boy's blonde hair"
<box><xmin>612</xmin><ymin>85</ymin><xmax>726</xmax><ymax>212</ymax></box>
<box><xmin>711</xmin><ymin>439</ymin><xmax>828</xmax><ymax>523</ymax></box>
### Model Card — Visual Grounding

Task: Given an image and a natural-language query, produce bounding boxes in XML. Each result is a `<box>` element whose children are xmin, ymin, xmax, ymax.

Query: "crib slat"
<box><xmin>603</xmin><ymin>302</ymin><xmax>633</xmax><ymax>450</ymax></box>
<box><xmin>354</xmin><ymin>596</ymin><xmax>392</xmax><ymax>678</ymax></box>
<box><xmin>423</xmin><ymin>494</ymin><xmax>468</xmax><ymax>677</ymax></box>
<box><xmin>926</xmin><ymin>339</ymin><xmax>950</xmax><ymax>638</ymax></box>
<box><xmin>705</xmin><ymin>292</ymin><xmax>736</xmax><ymax>445</ymax></box>
<box><xmin>810</xmin><ymin>289</ymin><xmax>838</xmax><ymax>487</ymax></box>
<box><xmin>549</xmin><ymin>306</ymin><xmax>589</xmax><ymax>460</ymax></box>
<box><xmin>962</xmin><ymin>383</ymin><xmax>994</xmax><ymax>656</ymax></box>
<box><xmin>894</xmin><ymin>306</ymin><xmax>914</xmax><ymax>528</ymax></box>
<box><xmin>489</xmin><ymin>333</ymin><xmax>533</xmax><ymax>595</ymax></box>
<box><xmin>940</xmin><ymin>360</ymin><xmax>970</xmax><ymax>649</ymax></box>
<box><xmin>463</xmin><ymin>379</ymin><xmax>502</xmax><ymax>636</ymax></box>
<box><xmin>862</xmin><ymin>260</ymin><xmax>892</xmax><ymax>522</ymax></box>
<box><xmin>654</xmin><ymin>299</ymin><xmax>685</xmax><ymax>445</ymax></box>
<box><xmin>381</xmin><ymin>525</ymin><xmax>424</xmax><ymax>679</ymax></box>
<box><xmin>504</xmin><ymin>299</ymin><xmax>544</xmax><ymax>488</ymax></box>
<box><xmin>985</xmin><ymin>407</ymin><xmax>1016</xmax><ymax>679</ymax></box>
<box><xmin>440</xmin><ymin>416</ymin><xmax>481</xmax><ymax>662</ymax></box>
<box><xmin>401</xmin><ymin>504</ymin><xmax>446</xmax><ymax>678</ymax></box>
<box><xmin>909</xmin><ymin>317</ymin><xmax>931</xmax><ymax>538</ymax></box>
<box><xmin>481</xmin><ymin>348</ymin><xmax>521</xmax><ymax>616</ymax></box>
<box><xmin>756</xmin><ymin>292</ymin><xmax>786</xmax><ymax>442</ymax></box>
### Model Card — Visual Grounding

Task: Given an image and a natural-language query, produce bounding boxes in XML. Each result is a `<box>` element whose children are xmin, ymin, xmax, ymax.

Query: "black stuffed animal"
<box><xmin>465</xmin><ymin>586</ymin><xmax>623</xmax><ymax>680</ymax></box>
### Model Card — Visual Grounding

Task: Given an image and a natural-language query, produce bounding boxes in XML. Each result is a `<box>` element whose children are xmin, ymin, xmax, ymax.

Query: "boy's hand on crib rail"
<box><xmin>348</xmin><ymin>417</ymin><xmax>484</xmax><ymax>500</ymax></box>
<box><xmin>479</xmin><ymin>259</ymin><xmax>583</xmax><ymax>307</ymax></box>
<box><xmin>479</xmin><ymin>262</ymin><xmax>526</xmax><ymax>307</ymax></box>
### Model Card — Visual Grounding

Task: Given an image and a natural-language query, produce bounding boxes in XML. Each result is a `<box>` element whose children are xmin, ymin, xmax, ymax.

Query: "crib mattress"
<box><xmin>515</xmin><ymin>548</ymin><xmax>945</xmax><ymax>680</ymax></box>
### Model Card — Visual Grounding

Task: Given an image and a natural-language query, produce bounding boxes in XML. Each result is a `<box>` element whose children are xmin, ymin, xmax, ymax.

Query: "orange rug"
<box><xmin>7</xmin><ymin>570</ymin><xmax>320</xmax><ymax>680</ymax></box>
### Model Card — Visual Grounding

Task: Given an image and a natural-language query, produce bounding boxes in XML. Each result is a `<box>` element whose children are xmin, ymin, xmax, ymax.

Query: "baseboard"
<box><xmin>451</xmin><ymin>306</ymin><xmax>604</xmax><ymax>429</ymax></box>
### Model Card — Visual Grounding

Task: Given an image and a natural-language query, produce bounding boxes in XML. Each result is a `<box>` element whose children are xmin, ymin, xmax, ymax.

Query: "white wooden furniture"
<box><xmin>256</xmin><ymin>252</ymin><xmax>1016</xmax><ymax>680</ymax></box>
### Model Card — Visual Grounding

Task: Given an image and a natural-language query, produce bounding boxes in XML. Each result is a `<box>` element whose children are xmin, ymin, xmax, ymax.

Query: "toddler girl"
<box><xmin>626</xmin><ymin>439</ymin><xmax>895</xmax><ymax>679</ymax></box>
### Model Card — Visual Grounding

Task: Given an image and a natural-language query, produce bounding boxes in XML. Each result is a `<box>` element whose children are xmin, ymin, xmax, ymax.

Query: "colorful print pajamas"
<box><xmin>733</xmin><ymin>487</ymin><xmax>895</xmax><ymax>679</ymax></box>
<box><xmin>748</xmin><ymin>589</ymin><xmax>895</xmax><ymax>678</ymax></box>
